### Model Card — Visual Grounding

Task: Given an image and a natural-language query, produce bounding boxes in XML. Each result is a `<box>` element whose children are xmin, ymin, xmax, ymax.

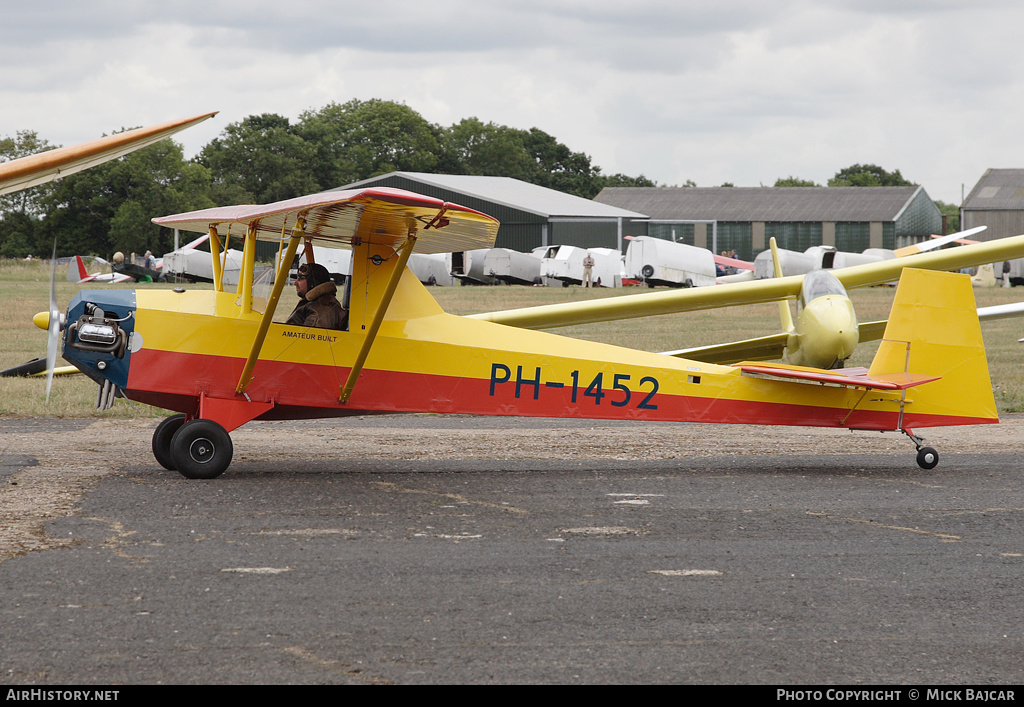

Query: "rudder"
<box><xmin>868</xmin><ymin>267</ymin><xmax>996</xmax><ymax>426</ymax></box>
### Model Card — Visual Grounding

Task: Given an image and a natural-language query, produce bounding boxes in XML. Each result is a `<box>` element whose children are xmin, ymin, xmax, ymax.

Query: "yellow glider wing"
<box><xmin>663</xmin><ymin>332</ymin><xmax>791</xmax><ymax>364</ymax></box>
<box><xmin>0</xmin><ymin>112</ymin><xmax>218</xmax><ymax>197</ymax></box>
<box><xmin>469</xmin><ymin>234</ymin><xmax>1024</xmax><ymax>329</ymax></box>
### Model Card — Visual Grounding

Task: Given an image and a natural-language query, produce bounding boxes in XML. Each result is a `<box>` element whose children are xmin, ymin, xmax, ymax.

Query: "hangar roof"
<box><xmin>342</xmin><ymin>172</ymin><xmax>645</xmax><ymax>219</ymax></box>
<box><xmin>594</xmin><ymin>186</ymin><xmax>927</xmax><ymax>222</ymax></box>
<box><xmin>963</xmin><ymin>169</ymin><xmax>1024</xmax><ymax>211</ymax></box>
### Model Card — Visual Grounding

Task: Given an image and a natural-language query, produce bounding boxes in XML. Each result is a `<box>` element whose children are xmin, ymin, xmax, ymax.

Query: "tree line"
<box><xmin>0</xmin><ymin>99</ymin><xmax>658</xmax><ymax>258</ymax></box>
<box><xmin>0</xmin><ymin>98</ymin><xmax>938</xmax><ymax>258</ymax></box>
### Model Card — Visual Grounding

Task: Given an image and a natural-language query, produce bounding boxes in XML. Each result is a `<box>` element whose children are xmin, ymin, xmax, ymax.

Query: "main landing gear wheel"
<box><xmin>152</xmin><ymin>414</ymin><xmax>187</xmax><ymax>470</ymax></box>
<box><xmin>169</xmin><ymin>419</ymin><xmax>233</xmax><ymax>479</ymax></box>
<box><xmin>916</xmin><ymin>446</ymin><xmax>939</xmax><ymax>470</ymax></box>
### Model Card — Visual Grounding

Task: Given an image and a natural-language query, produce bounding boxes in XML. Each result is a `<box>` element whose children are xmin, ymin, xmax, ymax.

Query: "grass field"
<box><xmin>3</xmin><ymin>257</ymin><xmax>1024</xmax><ymax>418</ymax></box>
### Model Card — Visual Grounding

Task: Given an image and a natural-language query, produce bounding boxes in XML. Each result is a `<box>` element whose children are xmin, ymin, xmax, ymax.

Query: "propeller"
<box><xmin>44</xmin><ymin>240</ymin><xmax>60</xmax><ymax>402</ymax></box>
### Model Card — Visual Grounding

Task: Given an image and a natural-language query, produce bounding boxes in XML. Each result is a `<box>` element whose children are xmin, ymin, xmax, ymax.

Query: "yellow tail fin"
<box><xmin>869</xmin><ymin>268</ymin><xmax>996</xmax><ymax>425</ymax></box>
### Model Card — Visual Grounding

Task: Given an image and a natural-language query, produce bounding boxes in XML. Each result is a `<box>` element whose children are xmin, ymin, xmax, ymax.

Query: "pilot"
<box><xmin>286</xmin><ymin>262</ymin><xmax>348</xmax><ymax>330</ymax></box>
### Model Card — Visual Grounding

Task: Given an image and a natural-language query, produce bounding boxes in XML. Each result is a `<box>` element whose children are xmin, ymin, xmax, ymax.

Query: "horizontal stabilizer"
<box><xmin>735</xmin><ymin>362</ymin><xmax>938</xmax><ymax>390</ymax></box>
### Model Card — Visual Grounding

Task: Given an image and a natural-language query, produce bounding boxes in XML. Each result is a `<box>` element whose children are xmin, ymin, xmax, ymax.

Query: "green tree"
<box><xmin>0</xmin><ymin>130</ymin><xmax>58</xmax><ymax>215</ymax></box>
<box><xmin>298</xmin><ymin>100</ymin><xmax>443</xmax><ymax>187</ymax></box>
<box><xmin>774</xmin><ymin>176</ymin><xmax>820</xmax><ymax>187</ymax></box>
<box><xmin>828</xmin><ymin>164</ymin><xmax>915</xmax><ymax>187</ymax></box>
<box><xmin>935</xmin><ymin>200</ymin><xmax>961</xmax><ymax>233</ymax></box>
<box><xmin>521</xmin><ymin>128</ymin><xmax>602</xmax><ymax>197</ymax></box>
<box><xmin>199</xmin><ymin>113</ymin><xmax>319</xmax><ymax>204</ymax></box>
<box><xmin>41</xmin><ymin>137</ymin><xmax>214</xmax><ymax>257</ymax></box>
<box><xmin>0</xmin><ymin>211</ymin><xmax>37</xmax><ymax>258</ymax></box>
<box><xmin>595</xmin><ymin>173</ymin><xmax>658</xmax><ymax>189</ymax></box>
<box><xmin>0</xmin><ymin>130</ymin><xmax>59</xmax><ymax>256</ymax></box>
<box><xmin>443</xmin><ymin>117</ymin><xmax>535</xmax><ymax>180</ymax></box>
<box><xmin>441</xmin><ymin>119</ymin><xmax>605</xmax><ymax>197</ymax></box>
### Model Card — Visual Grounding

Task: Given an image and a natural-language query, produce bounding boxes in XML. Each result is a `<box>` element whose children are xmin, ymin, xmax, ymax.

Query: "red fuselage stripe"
<box><xmin>126</xmin><ymin>348</ymin><xmax>993</xmax><ymax>430</ymax></box>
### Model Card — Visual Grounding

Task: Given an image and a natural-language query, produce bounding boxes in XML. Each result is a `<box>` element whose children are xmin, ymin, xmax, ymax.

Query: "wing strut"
<box><xmin>235</xmin><ymin>217</ymin><xmax>305</xmax><ymax>395</ymax></box>
<box><xmin>239</xmin><ymin>224</ymin><xmax>258</xmax><ymax>313</ymax></box>
<box><xmin>209</xmin><ymin>226</ymin><xmax>224</xmax><ymax>292</ymax></box>
<box><xmin>340</xmin><ymin>234</ymin><xmax>417</xmax><ymax>404</ymax></box>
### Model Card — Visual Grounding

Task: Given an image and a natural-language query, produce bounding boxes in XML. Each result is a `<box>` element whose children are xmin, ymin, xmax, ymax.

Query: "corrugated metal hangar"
<box><xmin>962</xmin><ymin>169</ymin><xmax>1024</xmax><ymax>240</ymax></box>
<box><xmin>340</xmin><ymin>172</ymin><xmax>644</xmax><ymax>252</ymax></box>
<box><xmin>594</xmin><ymin>186</ymin><xmax>942</xmax><ymax>261</ymax></box>
<box><xmin>340</xmin><ymin>174</ymin><xmax>945</xmax><ymax>261</ymax></box>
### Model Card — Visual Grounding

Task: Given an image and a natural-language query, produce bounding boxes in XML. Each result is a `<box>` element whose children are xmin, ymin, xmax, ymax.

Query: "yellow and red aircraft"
<box><xmin>44</xmin><ymin>187</ymin><xmax>1024</xmax><ymax>478</ymax></box>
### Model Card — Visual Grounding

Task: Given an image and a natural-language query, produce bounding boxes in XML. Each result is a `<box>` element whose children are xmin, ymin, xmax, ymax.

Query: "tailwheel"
<box><xmin>916</xmin><ymin>447</ymin><xmax>939</xmax><ymax>470</ymax></box>
<box><xmin>169</xmin><ymin>419</ymin><xmax>233</xmax><ymax>479</ymax></box>
<box><xmin>903</xmin><ymin>430</ymin><xmax>938</xmax><ymax>470</ymax></box>
<box><xmin>152</xmin><ymin>414</ymin><xmax>187</xmax><ymax>470</ymax></box>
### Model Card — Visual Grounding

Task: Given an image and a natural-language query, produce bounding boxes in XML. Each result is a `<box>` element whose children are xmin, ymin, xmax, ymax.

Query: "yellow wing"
<box><xmin>663</xmin><ymin>332</ymin><xmax>790</xmax><ymax>364</ymax></box>
<box><xmin>468</xmin><ymin>234</ymin><xmax>1024</xmax><ymax>329</ymax></box>
<box><xmin>0</xmin><ymin>112</ymin><xmax>217</xmax><ymax>196</ymax></box>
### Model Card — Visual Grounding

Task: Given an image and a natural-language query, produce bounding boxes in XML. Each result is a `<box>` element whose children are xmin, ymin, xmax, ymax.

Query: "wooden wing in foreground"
<box><xmin>0</xmin><ymin>112</ymin><xmax>218</xmax><ymax>196</ymax></box>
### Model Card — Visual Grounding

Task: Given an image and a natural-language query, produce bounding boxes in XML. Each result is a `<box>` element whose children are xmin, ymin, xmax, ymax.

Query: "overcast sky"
<box><xmin>3</xmin><ymin>1</ymin><xmax>1021</xmax><ymax>204</ymax></box>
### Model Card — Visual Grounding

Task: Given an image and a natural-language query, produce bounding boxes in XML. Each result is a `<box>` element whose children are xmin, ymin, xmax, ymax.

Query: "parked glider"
<box><xmin>161</xmin><ymin>233</ymin><xmax>245</xmax><ymax>286</ymax></box>
<box><xmin>35</xmin><ymin>187</ymin><xmax>1024</xmax><ymax>479</ymax></box>
<box><xmin>67</xmin><ymin>255</ymin><xmax>133</xmax><ymax>284</ymax></box>
<box><xmin>753</xmin><ymin>226</ymin><xmax>988</xmax><ymax>278</ymax></box>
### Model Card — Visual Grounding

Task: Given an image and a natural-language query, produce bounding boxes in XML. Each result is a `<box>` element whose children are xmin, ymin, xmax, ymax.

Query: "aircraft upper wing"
<box><xmin>153</xmin><ymin>187</ymin><xmax>500</xmax><ymax>255</ymax></box>
<box><xmin>469</xmin><ymin>235</ymin><xmax>1024</xmax><ymax>329</ymax></box>
<box><xmin>0</xmin><ymin>112</ymin><xmax>218</xmax><ymax>197</ymax></box>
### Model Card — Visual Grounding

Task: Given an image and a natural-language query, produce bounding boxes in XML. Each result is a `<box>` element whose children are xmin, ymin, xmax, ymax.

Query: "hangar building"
<box><xmin>961</xmin><ymin>169</ymin><xmax>1024</xmax><ymax>240</ymax></box>
<box><xmin>594</xmin><ymin>186</ymin><xmax>942</xmax><ymax>261</ymax></box>
<box><xmin>340</xmin><ymin>172</ymin><xmax>644</xmax><ymax>252</ymax></box>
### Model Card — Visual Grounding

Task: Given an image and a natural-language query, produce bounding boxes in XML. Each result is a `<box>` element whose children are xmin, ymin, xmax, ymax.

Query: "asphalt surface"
<box><xmin>1</xmin><ymin>417</ymin><xmax>1022</xmax><ymax>685</ymax></box>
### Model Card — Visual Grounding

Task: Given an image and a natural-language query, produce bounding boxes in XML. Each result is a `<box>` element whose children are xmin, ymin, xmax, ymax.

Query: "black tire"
<box><xmin>169</xmin><ymin>419</ymin><xmax>233</xmax><ymax>479</ymax></box>
<box><xmin>640</xmin><ymin>264</ymin><xmax>654</xmax><ymax>279</ymax></box>
<box><xmin>916</xmin><ymin>446</ymin><xmax>939</xmax><ymax>470</ymax></box>
<box><xmin>152</xmin><ymin>414</ymin><xmax>187</xmax><ymax>470</ymax></box>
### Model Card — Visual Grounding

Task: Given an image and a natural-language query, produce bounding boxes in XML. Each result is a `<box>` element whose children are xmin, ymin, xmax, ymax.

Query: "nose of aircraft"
<box><xmin>60</xmin><ymin>290</ymin><xmax>137</xmax><ymax>391</ymax></box>
<box><xmin>794</xmin><ymin>295</ymin><xmax>860</xmax><ymax>369</ymax></box>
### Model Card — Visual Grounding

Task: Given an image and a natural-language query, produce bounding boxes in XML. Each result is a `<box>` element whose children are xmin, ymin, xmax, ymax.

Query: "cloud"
<box><xmin>3</xmin><ymin>1</ymin><xmax>1024</xmax><ymax>203</ymax></box>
